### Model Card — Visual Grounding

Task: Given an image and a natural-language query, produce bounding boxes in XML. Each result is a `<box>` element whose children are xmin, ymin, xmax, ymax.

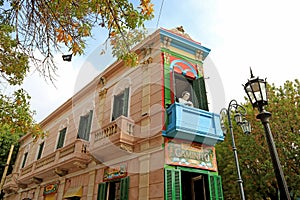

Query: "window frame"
<box><xmin>77</xmin><ymin>110</ymin><xmax>93</xmax><ymax>141</ymax></box>
<box><xmin>165</xmin><ymin>167</ymin><xmax>223</xmax><ymax>200</ymax></box>
<box><xmin>97</xmin><ymin>177</ymin><xmax>129</xmax><ymax>200</ymax></box>
<box><xmin>37</xmin><ymin>141</ymin><xmax>44</xmax><ymax>160</ymax></box>
<box><xmin>21</xmin><ymin>152</ymin><xmax>28</xmax><ymax>168</ymax></box>
<box><xmin>56</xmin><ymin>127</ymin><xmax>67</xmax><ymax>149</ymax></box>
<box><xmin>111</xmin><ymin>87</ymin><xmax>130</xmax><ymax>121</ymax></box>
<box><xmin>174</xmin><ymin>72</ymin><xmax>208</xmax><ymax>111</ymax></box>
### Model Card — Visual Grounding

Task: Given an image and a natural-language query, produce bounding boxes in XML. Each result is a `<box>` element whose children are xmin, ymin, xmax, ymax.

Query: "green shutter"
<box><xmin>193</xmin><ymin>77</ymin><xmax>208</xmax><ymax>111</ymax></box>
<box><xmin>208</xmin><ymin>175</ymin><xmax>223</xmax><ymax>200</ymax></box>
<box><xmin>37</xmin><ymin>142</ymin><xmax>44</xmax><ymax>160</ymax></box>
<box><xmin>112</xmin><ymin>94</ymin><xmax>119</xmax><ymax>120</ymax></box>
<box><xmin>174</xmin><ymin>169</ymin><xmax>181</xmax><ymax>200</ymax></box>
<box><xmin>120</xmin><ymin>176</ymin><xmax>130</xmax><ymax>200</ymax></box>
<box><xmin>97</xmin><ymin>183</ymin><xmax>107</xmax><ymax>200</ymax></box>
<box><xmin>123</xmin><ymin>88</ymin><xmax>129</xmax><ymax>117</ymax></box>
<box><xmin>165</xmin><ymin>169</ymin><xmax>173</xmax><ymax>200</ymax></box>
<box><xmin>165</xmin><ymin>168</ymin><xmax>182</xmax><ymax>200</ymax></box>
<box><xmin>77</xmin><ymin>116</ymin><xmax>86</xmax><ymax>139</ymax></box>
<box><xmin>216</xmin><ymin>176</ymin><xmax>224</xmax><ymax>200</ymax></box>
<box><xmin>209</xmin><ymin>175</ymin><xmax>216</xmax><ymax>200</ymax></box>
<box><xmin>57</xmin><ymin>128</ymin><xmax>66</xmax><ymax>149</ymax></box>
<box><xmin>77</xmin><ymin>110</ymin><xmax>92</xmax><ymax>141</ymax></box>
<box><xmin>164</xmin><ymin>62</ymin><xmax>172</xmax><ymax>107</ymax></box>
<box><xmin>85</xmin><ymin>110</ymin><xmax>93</xmax><ymax>140</ymax></box>
<box><xmin>21</xmin><ymin>152</ymin><xmax>28</xmax><ymax>168</ymax></box>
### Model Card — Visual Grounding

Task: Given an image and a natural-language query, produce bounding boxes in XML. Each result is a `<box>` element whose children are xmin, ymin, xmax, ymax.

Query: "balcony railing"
<box><xmin>16</xmin><ymin>139</ymin><xmax>90</xmax><ymax>185</ymax></box>
<box><xmin>163</xmin><ymin>103</ymin><xmax>224</xmax><ymax>145</ymax></box>
<box><xmin>90</xmin><ymin>116</ymin><xmax>135</xmax><ymax>162</ymax></box>
<box><xmin>2</xmin><ymin>172</ymin><xmax>19</xmax><ymax>193</ymax></box>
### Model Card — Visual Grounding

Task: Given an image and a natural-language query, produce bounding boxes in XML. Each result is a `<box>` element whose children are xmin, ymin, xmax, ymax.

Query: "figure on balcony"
<box><xmin>178</xmin><ymin>91</ymin><xmax>193</xmax><ymax>107</ymax></box>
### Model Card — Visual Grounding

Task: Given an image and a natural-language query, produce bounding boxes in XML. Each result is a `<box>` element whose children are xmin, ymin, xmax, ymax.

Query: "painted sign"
<box><xmin>165</xmin><ymin>138</ymin><xmax>217</xmax><ymax>171</ymax></box>
<box><xmin>103</xmin><ymin>164</ymin><xmax>127</xmax><ymax>181</ymax></box>
<box><xmin>43</xmin><ymin>182</ymin><xmax>58</xmax><ymax>195</ymax></box>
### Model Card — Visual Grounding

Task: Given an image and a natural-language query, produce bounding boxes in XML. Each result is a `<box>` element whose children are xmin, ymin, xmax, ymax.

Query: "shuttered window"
<box><xmin>208</xmin><ymin>175</ymin><xmax>223</xmax><ymax>200</ymax></box>
<box><xmin>112</xmin><ymin>88</ymin><xmax>129</xmax><ymax>121</ymax></box>
<box><xmin>97</xmin><ymin>183</ymin><xmax>107</xmax><ymax>200</ymax></box>
<box><xmin>37</xmin><ymin>142</ymin><xmax>44</xmax><ymax>160</ymax></box>
<box><xmin>173</xmin><ymin>72</ymin><xmax>208</xmax><ymax>111</ymax></box>
<box><xmin>165</xmin><ymin>168</ymin><xmax>182</xmax><ymax>200</ymax></box>
<box><xmin>165</xmin><ymin>167</ymin><xmax>223</xmax><ymax>200</ymax></box>
<box><xmin>56</xmin><ymin>127</ymin><xmax>67</xmax><ymax>149</ymax></box>
<box><xmin>192</xmin><ymin>76</ymin><xmax>208</xmax><ymax>111</ymax></box>
<box><xmin>21</xmin><ymin>152</ymin><xmax>28</xmax><ymax>168</ymax></box>
<box><xmin>77</xmin><ymin>110</ymin><xmax>93</xmax><ymax>141</ymax></box>
<box><xmin>97</xmin><ymin>177</ymin><xmax>129</xmax><ymax>200</ymax></box>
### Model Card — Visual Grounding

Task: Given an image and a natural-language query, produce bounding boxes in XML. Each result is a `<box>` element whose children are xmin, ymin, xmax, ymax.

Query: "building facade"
<box><xmin>3</xmin><ymin>28</ymin><xmax>224</xmax><ymax>200</ymax></box>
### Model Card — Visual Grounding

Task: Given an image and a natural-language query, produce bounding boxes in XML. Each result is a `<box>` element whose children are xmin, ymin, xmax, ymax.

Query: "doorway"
<box><xmin>181</xmin><ymin>171</ymin><xmax>209</xmax><ymax>200</ymax></box>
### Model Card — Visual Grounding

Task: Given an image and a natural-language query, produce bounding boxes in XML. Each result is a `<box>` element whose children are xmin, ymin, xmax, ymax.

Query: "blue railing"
<box><xmin>163</xmin><ymin>103</ymin><xmax>224</xmax><ymax>145</ymax></box>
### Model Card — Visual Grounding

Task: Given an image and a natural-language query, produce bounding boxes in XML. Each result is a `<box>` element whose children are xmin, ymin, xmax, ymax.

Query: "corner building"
<box><xmin>3</xmin><ymin>28</ymin><xmax>224</xmax><ymax>200</ymax></box>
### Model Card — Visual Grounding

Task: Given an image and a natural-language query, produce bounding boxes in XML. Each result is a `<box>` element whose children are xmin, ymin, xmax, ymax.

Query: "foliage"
<box><xmin>0</xmin><ymin>0</ymin><xmax>154</xmax><ymax>188</ymax></box>
<box><xmin>216</xmin><ymin>79</ymin><xmax>300</xmax><ymax>200</ymax></box>
<box><xmin>1</xmin><ymin>0</ymin><xmax>154</xmax><ymax>79</ymax></box>
<box><xmin>0</xmin><ymin>24</ymin><xmax>29</xmax><ymax>85</ymax></box>
<box><xmin>0</xmin><ymin>12</ymin><xmax>43</xmax><ymax>189</ymax></box>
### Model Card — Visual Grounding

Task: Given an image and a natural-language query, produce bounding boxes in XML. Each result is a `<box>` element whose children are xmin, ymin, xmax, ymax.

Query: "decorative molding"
<box><xmin>73</xmin><ymin>161</ymin><xmax>87</xmax><ymax>169</ymax></box>
<box><xmin>170</xmin><ymin>26</ymin><xmax>192</xmax><ymax>39</ymax></box>
<box><xmin>162</xmin><ymin>36</ymin><xmax>172</xmax><ymax>49</ymax></box>
<box><xmin>31</xmin><ymin>177</ymin><xmax>43</xmax><ymax>184</ymax></box>
<box><xmin>54</xmin><ymin>168</ymin><xmax>68</xmax><ymax>177</ymax></box>
<box><xmin>140</xmin><ymin>45</ymin><xmax>153</xmax><ymax>65</ymax></box>
<box><xmin>163</xmin><ymin>52</ymin><xmax>170</xmax><ymax>65</ymax></box>
<box><xmin>160</xmin><ymin>28</ymin><xmax>211</xmax><ymax>59</ymax></box>
<box><xmin>120</xmin><ymin>143</ymin><xmax>133</xmax><ymax>153</ymax></box>
<box><xmin>98</xmin><ymin>88</ymin><xmax>107</xmax><ymax>98</ymax></box>
<box><xmin>195</xmin><ymin>50</ymin><xmax>204</xmax><ymax>61</ymax></box>
<box><xmin>98</xmin><ymin>76</ymin><xmax>106</xmax><ymax>87</ymax></box>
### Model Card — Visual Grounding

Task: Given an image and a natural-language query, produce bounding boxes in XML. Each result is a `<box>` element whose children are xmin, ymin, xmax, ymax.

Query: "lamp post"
<box><xmin>220</xmin><ymin>99</ymin><xmax>251</xmax><ymax>200</ymax></box>
<box><xmin>243</xmin><ymin>69</ymin><xmax>291</xmax><ymax>200</ymax></box>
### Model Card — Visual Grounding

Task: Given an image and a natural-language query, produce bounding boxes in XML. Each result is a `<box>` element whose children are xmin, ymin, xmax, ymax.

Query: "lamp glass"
<box><xmin>221</xmin><ymin>124</ymin><xmax>227</xmax><ymax>135</ymax></box>
<box><xmin>260</xmin><ymin>81</ymin><xmax>267</xmax><ymax>101</ymax></box>
<box><xmin>241</xmin><ymin>120</ymin><xmax>251</xmax><ymax>135</ymax></box>
<box><xmin>245</xmin><ymin>77</ymin><xmax>268</xmax><ymax>109</ymax></box>
<box><xmin>234</xmin><ymin>113</ymin><xmax>243</xmax><ymax>125</ymax></box>
<box><xmin>245</xmin><ymin>84</ymin><xmax>255</xmax><ymax>105</ymax></box>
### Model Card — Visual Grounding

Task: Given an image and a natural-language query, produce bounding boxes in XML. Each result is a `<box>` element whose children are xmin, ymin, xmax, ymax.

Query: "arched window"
<box><xmin>170</xmin><ymin>59</ymin><xmax>208</xmax><ymax>111</ymax></box>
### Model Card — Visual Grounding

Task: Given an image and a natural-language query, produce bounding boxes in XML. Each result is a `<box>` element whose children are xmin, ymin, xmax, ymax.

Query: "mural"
<box><xmin>165</xmin><ymin>138</ymin><xmax>217</xmax><ymax>171</ymax></box>
<box><xmin>103</xmin><ymin>164</ymin><xmax>127</xmax><ymax>181</ymax></box>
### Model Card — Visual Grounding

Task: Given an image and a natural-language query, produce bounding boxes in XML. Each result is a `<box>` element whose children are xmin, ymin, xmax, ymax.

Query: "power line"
<box><xmin>156</xmin><ymin>0</ymin><xmax>165</xmax><ymax>28</ymax></box>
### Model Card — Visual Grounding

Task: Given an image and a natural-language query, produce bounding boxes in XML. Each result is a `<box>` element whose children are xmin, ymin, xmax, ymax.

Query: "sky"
<box><xmin>22</xmin><ymin>0</ymin><xmax>300</xmax><ymax>122</ymax></box>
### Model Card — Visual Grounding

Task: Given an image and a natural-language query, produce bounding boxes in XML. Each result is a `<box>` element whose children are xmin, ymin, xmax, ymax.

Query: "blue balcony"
<box><xmin>163</xmin><ymin>103</ymin><xmax>224</xmax><ymax>145</ymax></box>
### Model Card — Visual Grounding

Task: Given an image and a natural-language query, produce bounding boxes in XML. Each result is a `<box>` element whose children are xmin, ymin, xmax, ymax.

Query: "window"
<box><xmin>37</xmin><ymin>142</ymin><xmax>44</xmax><ymax>160</ymax></box>
<box><xmin>21</xmin><ymin>152</ymin><xmax>28</xmax><ymax>168</ymax></box>
<box><xmin>77</xmin><ymin>110</ymin><xmax>93</xmax><ymax>141</ymax></box>
<box><xmin>112</xmin><ymin>88</ymin><xmax>129</xmax><ymax>121</ymax></box>
<box><xmin>97</xmin><ymin>177</ymin><xmax>129</xmax><ymax>200</ymax></box>
<box><xmin>56</xmin><ymin>128</ymin><xmax>67</xmax><ymax>149</ymax></box>
<box><xmin>165</xmin><ymin>168</ymin><xmax>223</xmax><ymax>200</ymax></box>
<box><xmin>174</xmin><ymin>73</ymin><xmax>208</xmax><ymax>111</ymax></box>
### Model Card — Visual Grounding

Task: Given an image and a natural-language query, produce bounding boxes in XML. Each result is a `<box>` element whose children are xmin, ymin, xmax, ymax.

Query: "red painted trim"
<box><xmin>161</xmin><ymin>52</ymin><xmax>166</xmax><ymax>131</ymax></box>
<box><xmin>170</xmin><ymin>71</ymin><xmax>175</xmax><ymax>103</ymax></box>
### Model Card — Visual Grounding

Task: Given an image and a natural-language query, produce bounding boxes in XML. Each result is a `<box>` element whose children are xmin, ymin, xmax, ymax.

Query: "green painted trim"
<box><xmin>164</xmin><ymin>165</ymin><xmax>219</xmax><ymax>176</ymax></box>
<box><xmin>161</xmin><ymin>48</ymin><xmax>203</xmax><ymax>65</ymax></box>
<box><xmin>164</xmin><ymin>60</ymin><xmax>172</xmax><ymax>107</ymax></box>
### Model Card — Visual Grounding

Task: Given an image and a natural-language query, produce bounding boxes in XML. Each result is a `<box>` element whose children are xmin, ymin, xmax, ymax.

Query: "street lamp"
<box><xmin>220</xmin><ymin>99</ymin><xmax>251</xmax><ymax>200</ymax></box>
<box><xmin>243</xmin><ymin>69</ymin><xmax>291</xmax><ymax>200</ymax></box>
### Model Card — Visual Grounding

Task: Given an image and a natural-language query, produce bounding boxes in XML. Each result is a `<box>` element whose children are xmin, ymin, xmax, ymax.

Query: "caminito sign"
<box><xmin>165</xmin><ymin>138</ymin><xmax>217</xmax><ymax>171</ymax></box>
